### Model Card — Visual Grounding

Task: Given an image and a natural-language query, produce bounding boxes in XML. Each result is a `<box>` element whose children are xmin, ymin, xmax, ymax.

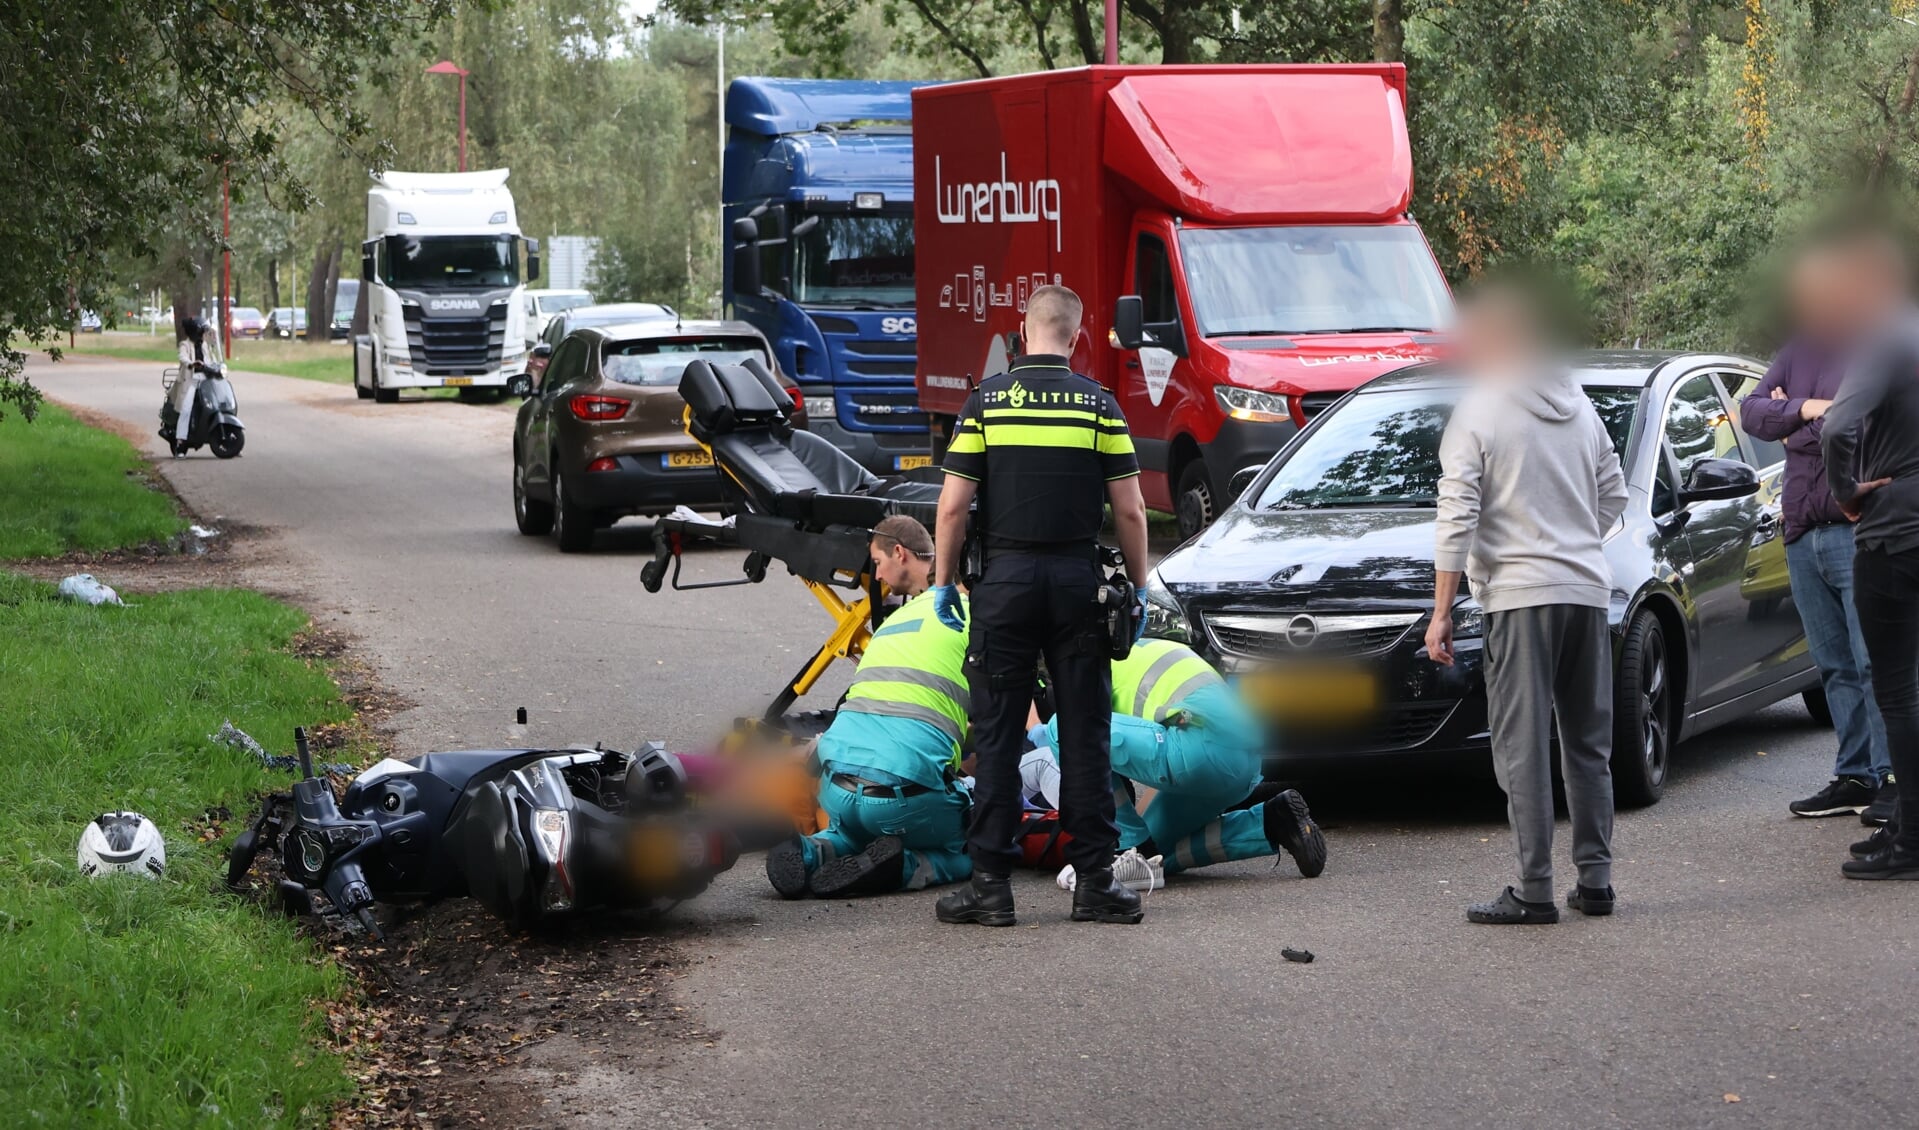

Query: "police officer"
<box><xmin>929</xmin><ymin>285</ymin><xmax>1151</xmax><ymax>926</ymax></box>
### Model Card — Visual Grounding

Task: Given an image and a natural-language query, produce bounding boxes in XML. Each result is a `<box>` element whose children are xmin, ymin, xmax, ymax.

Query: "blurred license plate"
<box><xmin>663</xmin><ymin>451</ymin><xmax>714</xmax><ymax>468</ymax></box>
<box><xmin>895</xmin><ymin>454</ymin><xmax>933</xmax><ymax>471</ymax></box>
<box><xmin>443</xmin><ymin>377</ymin><xmax>473</xmax><ymax>387</ymax></box>
<box><xmin>1240</xmin><ymin>668</ymin><xmax>1378</xmax><ymax>723</ymax></box>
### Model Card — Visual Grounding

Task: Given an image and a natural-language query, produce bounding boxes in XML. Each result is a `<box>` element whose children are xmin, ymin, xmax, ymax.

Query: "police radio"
<box><xmin>1096</xmin><ymin>545</ymin><xmax>1139</xmax><ymax>661</ymax></box>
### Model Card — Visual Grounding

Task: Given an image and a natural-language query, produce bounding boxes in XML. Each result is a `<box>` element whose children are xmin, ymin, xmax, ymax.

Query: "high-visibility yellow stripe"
<box><xmin>983</xmin><ymin>407</ymin><xmax>1099</xmax><ymax>422</ymax></box>
<box><xmin>983</xmin><ymin>423</ymin><xmax>1096</xmax><ymax>448</ymax></box>
<box><xmin>1097</xmin><ymin>432</ymin><xmax>1137</xmax><ymax>455</ymax></box>
<box><xmin>948</xmin><ymin>432</ymin><xmax>986</xmax><ymax>454</ymax></box>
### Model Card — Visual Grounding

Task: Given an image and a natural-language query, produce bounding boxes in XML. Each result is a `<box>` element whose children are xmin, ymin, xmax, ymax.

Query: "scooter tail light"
<box><xmin>569</xmin><ymin>394</ymin><xmax>630</xmax><ymax>421</ymax></box>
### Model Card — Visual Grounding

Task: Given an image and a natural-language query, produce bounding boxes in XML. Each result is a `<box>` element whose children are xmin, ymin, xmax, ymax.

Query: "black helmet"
<box><xmin>181</xmin><ymin>315</ymin><xmax>208</xmax><ymax>341</ymax></box>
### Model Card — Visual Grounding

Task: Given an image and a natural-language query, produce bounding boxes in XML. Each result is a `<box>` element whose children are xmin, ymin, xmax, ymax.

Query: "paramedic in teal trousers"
<box><xmin>764</xmin><ymin>516</ymin><xmax>976</xmax><ymax>899</ymax></box>
<box><xmin>1029</xmin><ymin>637</ymin><xmax>1328</xmax><ymax>890</ymax></box>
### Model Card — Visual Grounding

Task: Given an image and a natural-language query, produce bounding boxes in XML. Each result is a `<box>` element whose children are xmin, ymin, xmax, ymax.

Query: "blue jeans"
<box><xmin>1787</xmin><ymin>523</ymin><xmax>1891</xmax><ymax>781</ymax></box>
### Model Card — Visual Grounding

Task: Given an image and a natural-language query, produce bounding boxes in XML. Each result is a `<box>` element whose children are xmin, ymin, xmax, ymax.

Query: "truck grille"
<box><xmin>403</xmin><ymin>303</ymin><xmax>506</xmax><ymax>376</ymax></box>
<box><xmin>1202</xmin><ymin>611</ymin><xmax>1421</xmax><ymax>659</ymax></box>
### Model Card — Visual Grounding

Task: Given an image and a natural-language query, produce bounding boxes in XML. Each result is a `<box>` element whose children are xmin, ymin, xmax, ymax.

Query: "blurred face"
<box><xmin>1455</xmin><ymin>290</ymin><xmax>1544</xmax><ymax>378</ymax></box>
<box><xmin>1792</xmin><ymin>241</ymin><xmax>1908</xmax><ymax>345</ymax></box>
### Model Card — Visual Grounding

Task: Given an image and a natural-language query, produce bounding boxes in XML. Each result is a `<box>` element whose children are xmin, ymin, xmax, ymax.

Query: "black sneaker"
<box><xmin>808</xmin><ymin>835</ymin><xmax>906</xmax><ymax>898</ymax></box>
<box><xmin>1840</xmin><ymin>844</ymin><xmax>1919</xmax><ymax>880</ymax></box>
<box><xmin>1069</xmin><ymin>867</ymin><xmax>1145</xmax><ymax>924</ymax></box>
<box><xmin>1852</xmin><ymin>825</ymin><xmax>1894</xmax><ymax>859</ymax></box>
<box><xmin>1262</xmin><ymin>789</ymin><xmax>1328</xmax><ymax>878</ymax></box>
<box><xmin>1861</xmin><ymin>780</ymin><xmax>1899</xmax><ymax>826</ymax></box>
<box><xmin>1789</xmin><ymin>777</ymin><xmax>1878</xmax><ymax>818</ymax></box>
<box><xmin>1466</xmin><ymin>886</ymin><xmax>1559</xmax><ymax>924</ymax></box>
<box><xmin>764</xmin><ymin>836</ymin><xmax>812</xmax><ymax>899</ymax></box>
<box><xmin>935</xmin><ymin>872</ymin><xmax>1016</xmax><ymax>927</ymax></box>
<box><xmin>1565</xmin><ymin>884</ymin><xmax>1615</xmax><ymax>916</ymax></box>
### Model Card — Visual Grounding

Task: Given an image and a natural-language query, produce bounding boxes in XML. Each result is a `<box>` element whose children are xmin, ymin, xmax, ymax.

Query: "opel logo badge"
<box><xmin>1285</xmin><ymin>614</ymin><xmax>1318</xmax><ymax>647</ymax></box>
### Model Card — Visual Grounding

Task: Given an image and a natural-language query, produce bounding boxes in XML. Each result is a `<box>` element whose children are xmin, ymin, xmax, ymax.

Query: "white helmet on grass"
<box><xmin>77</xmin><ymin>811</ymin><xmax>167</xmax><ymax>879</ymax></box>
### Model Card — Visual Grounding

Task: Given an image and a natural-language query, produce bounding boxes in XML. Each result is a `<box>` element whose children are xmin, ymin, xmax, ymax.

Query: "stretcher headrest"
<box><xmin>681</xmin><ymin>358</ymin><xmax>793</xmax><ymax>441</ymax></box>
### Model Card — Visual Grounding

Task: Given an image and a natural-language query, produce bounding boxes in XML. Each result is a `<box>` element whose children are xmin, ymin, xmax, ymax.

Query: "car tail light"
<box><xmin>586</xmin><ymin>457</ymin><xmax>619</xmax><ymax>473</ymax></box>
<box><xmin>569</xmin><ymin>394</ymin><xmax>630</xmax><ymax>421</ymax></box>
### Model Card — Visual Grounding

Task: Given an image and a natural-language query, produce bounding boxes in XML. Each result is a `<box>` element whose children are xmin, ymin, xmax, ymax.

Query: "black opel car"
<box><xmin>1143</xmin><ymin>351</ymin><xmax>1819</xmax><ymax>807</ymax></box>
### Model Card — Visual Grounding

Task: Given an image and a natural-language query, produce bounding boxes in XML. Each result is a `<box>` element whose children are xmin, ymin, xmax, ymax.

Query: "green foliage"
<box><xmin>62</xmin><ymin>335</ymin><xmax>356</xmax><ymax>385</ymax></box>
<box><xmin>0</xmin><ymin>0</ymin><xmax>467</xmax><ymax>421</ymax></box>
<box><xmin>0</xmin><ymin>402</ymin><xmax>186</xmax><ymax>558</ymax></box>
<box><xmin>0</xmin><ymin>571</ymin><xmax>356</xmax><ymax>1127</ymax></box>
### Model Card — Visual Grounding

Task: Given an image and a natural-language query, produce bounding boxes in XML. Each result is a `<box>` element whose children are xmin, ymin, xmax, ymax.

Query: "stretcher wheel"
<box><xmin>641</xmin><ymin>559</ymin><xmax>666</xmax><ymax>592</ymax></box>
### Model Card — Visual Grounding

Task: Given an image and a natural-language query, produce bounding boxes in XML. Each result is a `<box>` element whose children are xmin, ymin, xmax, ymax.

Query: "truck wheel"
<box><xmin>513</xmin><ymin>452</ymin><xmax>553</xmax><ymax>536</ymax></box>
<box><xmin>1613</xmin><ymin>610</ymin><xmax>1673</xmax><ymax>808</ymax></box>
<box><xmin>1174</xmin><ymin>461</ymin><xmax>1218</xmax><ymax>541</ymax></box>
<box><xmin>552</xmin><ymin>465</ymin><xmax>594</xmax><ymax>553</ymax></box>
<box><xmin>371</xmin><ymin>358</ymin><xmax>398</xmax><ymax>404</ymax></box>
<box><xmin>355</xmin><ymin>382</ymin><xmax>373</xmax><ymax>400</ymax></box>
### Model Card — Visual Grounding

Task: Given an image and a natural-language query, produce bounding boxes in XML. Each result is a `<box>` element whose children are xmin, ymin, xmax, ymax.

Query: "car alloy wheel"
<box><xmin>552</xmin><ymin>463</ymin><xmax>593</xmax><ymax>553</ymax></box>
<box><xmin>513</xmin><ymin>451</ymin><xmax>553</xmax><ymax>536</ymax></box>
<box><xmin>1613</xmin><ymin>609</ymin><xmax>1671</xmax><ymax>807</ymax></box>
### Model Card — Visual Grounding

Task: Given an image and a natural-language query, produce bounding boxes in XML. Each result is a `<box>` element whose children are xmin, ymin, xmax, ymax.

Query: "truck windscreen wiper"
<box><xmin>1297</xmin><ymin>326</ymin><xmax>1436</xmax><ymax>335</ymax></box>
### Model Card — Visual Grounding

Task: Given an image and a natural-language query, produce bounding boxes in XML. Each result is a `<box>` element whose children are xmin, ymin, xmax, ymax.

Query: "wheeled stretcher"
<box><xmin>640</xmin><ymin>358</ymin><xmax>944</xmax><ymax>720</ymax></box>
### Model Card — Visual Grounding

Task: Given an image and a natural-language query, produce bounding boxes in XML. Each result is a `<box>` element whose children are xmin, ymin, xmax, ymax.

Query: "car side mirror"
<box><xmin>1227</xmin><ymin>465</ymin><xmax>1264</xmax><ymax>501</ymax></box>
<box><xmin>532</xmin><ymin>341</ymin><xmax>553</xmax><ymax>359</ymax></box>
<box><xmin>1679</xmin><ymin>457</ymin><xmax>1760</xmax><ymax>503</ymax></box>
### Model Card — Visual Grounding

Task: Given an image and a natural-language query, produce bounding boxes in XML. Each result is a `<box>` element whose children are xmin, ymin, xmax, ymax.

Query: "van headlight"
<box><xmin>1141</xmin><ymin>573</ymin><xmax>1191</xmax><ymax>644</ymax></box>
<box><xmin>1214</xmin><ymin>386</ymin><xmax>1293</xmax><ymax>424</ymax></box>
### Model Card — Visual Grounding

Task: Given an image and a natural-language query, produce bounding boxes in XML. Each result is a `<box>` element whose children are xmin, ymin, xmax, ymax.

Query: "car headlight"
<box><xmin>1214</xmin><ymin>385</ymin><xmax>1293</xmax><ymax>424</ymax></box>
<box><xmin>803</xmin><ymin>396</ymin><xmax>836</xmax><ymax>420</ymax></box>
<box><xmin>1452</xmin><ymin>601</ymin><xmax>1484</xmax><ymax>640</ymax></box>
<box><xmin>1140</xmin><ymin>572</ymin><xmax>1192</xmax><ymax>644</ymax></box>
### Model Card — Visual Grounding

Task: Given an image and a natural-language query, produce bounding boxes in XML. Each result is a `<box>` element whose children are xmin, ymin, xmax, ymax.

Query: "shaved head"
<box><xmin>1023</xmin><ymin>285</ymin><xmax>1083</xmax><ymax>355</ymax></box>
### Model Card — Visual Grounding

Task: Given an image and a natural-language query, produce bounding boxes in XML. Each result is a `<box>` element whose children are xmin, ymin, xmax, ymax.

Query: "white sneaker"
<box><xmin>1057</xmin><ymin>849</ymin><xmax>1165</xmax><ymax>893</ymax></box>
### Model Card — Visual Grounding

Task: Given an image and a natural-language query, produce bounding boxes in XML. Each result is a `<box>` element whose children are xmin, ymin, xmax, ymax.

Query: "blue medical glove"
<box><xmin>1132</xmin><ymin>592</ymin><xmax>1148</xmax><ymax>642</ymax></box>
<box><xmin>932</xmin><ymin>584</ymin><xmax>967</xmax><ymax>632</ymax></box>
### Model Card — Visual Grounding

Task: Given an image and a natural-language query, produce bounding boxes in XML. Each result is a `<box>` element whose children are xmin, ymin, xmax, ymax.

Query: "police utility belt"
<box><xmin>960</xmin><ymin>515</ymin><xmax>1138</xmax><ymax>663</ymax></box>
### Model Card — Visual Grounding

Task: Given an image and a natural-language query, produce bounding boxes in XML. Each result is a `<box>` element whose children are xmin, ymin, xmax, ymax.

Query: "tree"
<box><xmin>0</xmin><ymin>0</ymin><xmax>463</xmax><ymax>419</ymax></box>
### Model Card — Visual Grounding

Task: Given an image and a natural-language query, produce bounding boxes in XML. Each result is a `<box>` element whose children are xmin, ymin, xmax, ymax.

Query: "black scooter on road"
<box><xmin>159</xmin><ymin>320</ymin><xmax>245</xmax><ymax>459</ymax></box>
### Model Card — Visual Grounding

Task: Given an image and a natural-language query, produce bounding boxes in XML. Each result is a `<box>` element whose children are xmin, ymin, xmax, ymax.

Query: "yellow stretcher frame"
<box><xmin>638</xmin><ymin>406</ymin><xmax>892</xmax><ymax>721</ymax></box>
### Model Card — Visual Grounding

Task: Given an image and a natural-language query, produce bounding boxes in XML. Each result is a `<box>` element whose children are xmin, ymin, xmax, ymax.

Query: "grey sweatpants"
<box><xmin>1484</xmin><ymin>603</ymin><xmax>1615</xmax><ymax>902</ymax></box>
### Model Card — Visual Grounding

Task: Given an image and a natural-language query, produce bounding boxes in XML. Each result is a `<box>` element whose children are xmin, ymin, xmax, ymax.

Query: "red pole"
<box><xmin>457</xmin><ymin>72</ymin><xmax>467</xmax><ymax>172</ymax></box>
<box><xmin>222</xmin><ymin>169</ymin><xmax>233</xmax><ymax>354</ymax></box>
<box><xmin>1104</xmin><ymin>0</ymin><xmax>1118</xmax><ymax>64</ymax></box>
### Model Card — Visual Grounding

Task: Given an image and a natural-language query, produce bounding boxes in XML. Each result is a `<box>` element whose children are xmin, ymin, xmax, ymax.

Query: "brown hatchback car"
<box><xmin>512</xmin><ymin>320</ymin><xmax>803</xmax><ymax>551</ymax></box>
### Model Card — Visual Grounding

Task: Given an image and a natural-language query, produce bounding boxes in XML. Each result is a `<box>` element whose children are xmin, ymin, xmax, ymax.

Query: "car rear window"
<box><xmin>602</xmin><ymin>336</ymin><xmax>770</xmax><ymax>386</ymax></box>
<box><xmin>1252</xmin><ymin>385</ymin><xmax>1640</xmax><ymax>510</ymax></box>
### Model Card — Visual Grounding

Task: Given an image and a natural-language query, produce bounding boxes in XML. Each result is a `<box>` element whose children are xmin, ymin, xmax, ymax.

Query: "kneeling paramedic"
<box><xmin>1026</xmin><ymin>637</ymin><xmax>1327</xmax><ymax>891</ymax></box>
<box><xmin>764</xmin><ymin>517</ymin><xmax>974</xmax><ymax>898</ymax></box>
<box><xmin>929</xmin><ymin>285</ymin><xmax>1153</xmax><ymax>927</ymax></box>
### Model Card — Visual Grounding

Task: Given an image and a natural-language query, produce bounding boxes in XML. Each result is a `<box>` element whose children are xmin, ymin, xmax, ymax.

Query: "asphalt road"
<box><xmin>34</xmin><ymin>355</ymin><xmax>1919</xmax><ymax>1129</ymax></box>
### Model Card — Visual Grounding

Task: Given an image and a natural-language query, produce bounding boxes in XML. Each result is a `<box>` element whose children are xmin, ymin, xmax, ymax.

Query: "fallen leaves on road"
<box><xmin>1724</xmin><ymin>1093</ymin><xmax>1740</xmax><ymax>1103</ymax></box>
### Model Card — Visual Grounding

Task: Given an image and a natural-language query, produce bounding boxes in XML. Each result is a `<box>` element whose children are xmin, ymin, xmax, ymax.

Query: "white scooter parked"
<box><xmin>159</xmin><ymin>316</ymin><xmax>244</xmax><ymax>459</ymax></box>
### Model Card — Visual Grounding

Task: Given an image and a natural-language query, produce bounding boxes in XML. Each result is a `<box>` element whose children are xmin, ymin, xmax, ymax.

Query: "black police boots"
<box><xmin>1071</xmin><ymin>867</ymin><xmax>1145</xmax><ymax>924</ymax></box>
<box><xmin>936</xmin><ymin>872</ymin><xmax>1016</xmax><ymax>927</ymax></box>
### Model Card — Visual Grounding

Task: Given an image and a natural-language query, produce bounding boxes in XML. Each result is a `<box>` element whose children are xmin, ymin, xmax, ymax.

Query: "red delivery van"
<box><xmin>912</xmin><ymin>64</ymin><xmax>1454</xmax><ymax>538</ymax></box>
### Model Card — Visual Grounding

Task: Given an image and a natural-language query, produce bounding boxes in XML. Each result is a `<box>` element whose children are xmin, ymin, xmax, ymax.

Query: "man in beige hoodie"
<box><xmin>1426</xmin><ymin>285</ymin><xmax>1629</xmax><ymax>925</ymax></box>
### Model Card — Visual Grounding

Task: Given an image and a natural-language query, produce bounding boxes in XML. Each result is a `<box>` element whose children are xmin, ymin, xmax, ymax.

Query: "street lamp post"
<box><xmin>426</xmin><ymin>60</ymin><xmax>469</xmax><ymax>172</ymax></box>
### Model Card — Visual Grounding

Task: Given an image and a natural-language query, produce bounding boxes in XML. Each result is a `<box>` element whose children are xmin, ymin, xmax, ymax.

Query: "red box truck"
<box><xmin>911</xmin><ymin>64</ymin><xmax>1454</xmax><ymax>538</ymax></box>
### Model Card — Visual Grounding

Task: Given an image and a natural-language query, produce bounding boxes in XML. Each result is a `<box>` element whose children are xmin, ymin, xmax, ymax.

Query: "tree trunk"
<box><xmin>304</xmin><ymin>242</ymin><xmax>335</xmax><ymax>346</ymax></box>
<box><xmin>167</xmin><ymin>284</ymin><xmax>198</xmax><ymax>345</ymax></box>
<box><xmin>1069</xmin><ymin>0</ymin><xmax>1101</xmax><ymax>65</ymax></box>
<box><xmin>323</xmin><ymin>245</ymin><xmax>343</xmax><ymax>338</ymax></box>
<box><xmin>1868</xmin><ymin>44</ymin><xmax>1919</xmax><ymax>190</ymax></box>
<box><xmin>1373</xmin><ymin>0</ymin><xmax>1404</xmax><ymax>63</ymax></box>
<box><xmin>266</xmin><ymin>257</ymin><xmax>280</xmax><ymax>312</ymax></box>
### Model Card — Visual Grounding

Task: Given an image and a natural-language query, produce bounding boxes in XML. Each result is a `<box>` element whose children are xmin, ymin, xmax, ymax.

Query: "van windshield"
<box><xmin>1179</xmin><ymin>225</ymin><xmax>1451</xmax><ymax>338</ymax></box>
<box><xmin>382</xmin><ymin>234</ymin><xmax>518</xmax><ymax>290</ymax></box>
<box><xmin>789</xmin><ymin>211</ymin><xmax>914</xmax><ymax>308</ymax></box>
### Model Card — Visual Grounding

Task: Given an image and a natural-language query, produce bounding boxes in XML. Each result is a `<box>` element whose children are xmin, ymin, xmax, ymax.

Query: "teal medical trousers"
<box><xmin>1047</xmin><ymin>712</ymin><xmax>1269</xmax><ymax>873</ymax></box>
<box><xmin>801</xmin><ymin>770</ymin><xmax>973</xmax><ymax>891</ymax></box>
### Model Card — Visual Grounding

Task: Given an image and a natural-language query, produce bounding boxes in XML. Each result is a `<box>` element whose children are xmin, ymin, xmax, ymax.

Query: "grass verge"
<box><xmin>0</xmin><ymin>402</ymin><xmax>188</xmax><ymax>558</ymax></box>
<box><xmin>0</xmin><ymin>574</ymin><xmax>358</xmax><ymax>1126</ymax></box>
<box><xmin>40</xmin><ymin>333</ymin><xmax>354</xmax><ymax>385</ymax></box>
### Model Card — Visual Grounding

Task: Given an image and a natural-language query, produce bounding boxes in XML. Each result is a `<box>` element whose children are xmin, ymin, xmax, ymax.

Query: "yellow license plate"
<box><xmin>895</xmin><ymin>454</ymin><xmax>934</xmax><ymax>471</ymax></box>
<box><xmin>443</xmin><ymin>377</ymin><xmax>473</xmax><ymax>387</ymax></box>
<box><xmin>663</xmin><ymin>450</ymin><xmax>715</xmax><ymax>468</ymax></box>
<box><xmin>1240</xmin><ymin>668</ymin><xmax>1378</xmax><ymax>723</ymax></box>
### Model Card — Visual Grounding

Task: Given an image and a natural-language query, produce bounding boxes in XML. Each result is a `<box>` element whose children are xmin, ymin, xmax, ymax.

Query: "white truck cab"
<box><xmin>353</xmin><ymin>169</ymin><xmax>541</xmax><ymax>402</ymax></box>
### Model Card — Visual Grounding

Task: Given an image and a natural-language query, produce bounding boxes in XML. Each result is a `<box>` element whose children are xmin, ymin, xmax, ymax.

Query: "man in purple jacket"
<box><xmin>1741</xmin><ymin>252</ymin><xmax>1893</xmax><ymax>822</ymax></box>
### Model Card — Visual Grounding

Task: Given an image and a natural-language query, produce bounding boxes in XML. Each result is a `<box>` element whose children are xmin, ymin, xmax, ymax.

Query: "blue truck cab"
<box><xmin>723</xmin><ymin>77</ymin><xmax>933</xmax><ymax>475</ymax></box>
